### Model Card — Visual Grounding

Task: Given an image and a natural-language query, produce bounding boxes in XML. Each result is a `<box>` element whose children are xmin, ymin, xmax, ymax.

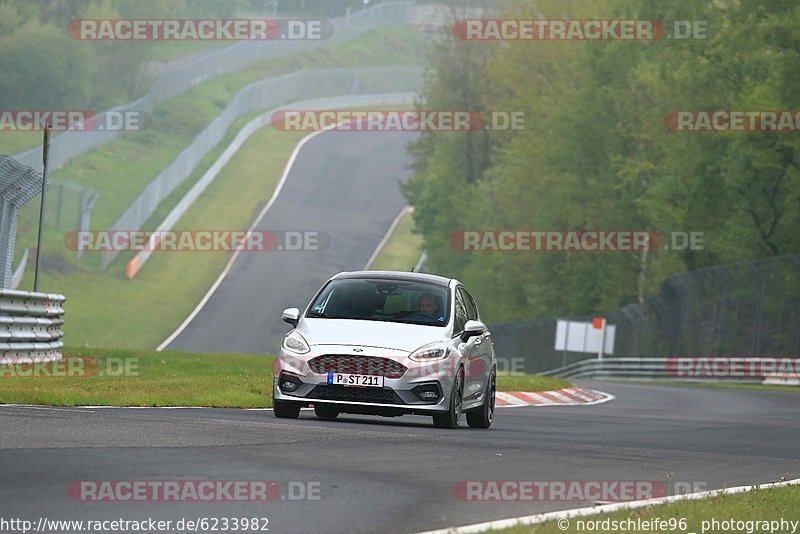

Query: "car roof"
<box><xmin>331</xmin><ymin>270</ymin><xmax>453</xmax><ymax>288</ymax></box>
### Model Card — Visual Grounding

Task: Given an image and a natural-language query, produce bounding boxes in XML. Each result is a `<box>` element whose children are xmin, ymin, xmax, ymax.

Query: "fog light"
<box><xmin>412</xmin><ymin>383</ymin><xmax>441</xmax><ymax>402</ymax></box>
<box><xmin>279</xmin><ymin>372</ymin><xmax>302</xmax><ymax>393</ymax></box>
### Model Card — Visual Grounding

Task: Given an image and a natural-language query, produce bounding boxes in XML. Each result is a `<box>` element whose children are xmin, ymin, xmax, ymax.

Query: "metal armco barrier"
<box><xmin>100</xmin><ymin>65</ymin><xmax>423</xmax><ymax>269</ymax></box>
<box><xmin>489</xmin><ymin>254</ymin><xmax>800</xmax><ymax>374</ymax></box>
<box><xmin>125</xmin><ymin>92</ymin><xmax>418</xmax><ymax>279</ymax></box>
<box><xmin>541</xmin><ymin>357</ymin><xmax>799</xmax><ymax>384</ymax></box>
<box><xmin>0</xmin><ymin>289</ymin><xmax>65</xmax><ymax>363</ymax></box>
<box><xmin>10</xmin><ymin>2</ymin><xmax>413</xmax><ymax>241</ymax></box>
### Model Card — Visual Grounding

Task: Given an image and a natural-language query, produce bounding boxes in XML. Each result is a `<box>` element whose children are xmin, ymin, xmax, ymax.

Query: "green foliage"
<box><xmin>0</xmin><ymin>21</ymin><xmax>94</xmax><ymax>109</ymax></box>
<box><xmin>0</xmin><ymin>0</ymin><xmax>255</xmax><ymax>112</ymax></box>
<box><xmin>406</xmin><ymin>0</ymin><xmax>800</xmax><ymax>323</ymax></box>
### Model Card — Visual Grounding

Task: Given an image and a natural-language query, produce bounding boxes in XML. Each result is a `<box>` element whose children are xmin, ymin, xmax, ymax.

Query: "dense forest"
<box><xmin>405</xmin><ymin>0</ymin><xmax>800</xmax><ymax>323</ymax></box>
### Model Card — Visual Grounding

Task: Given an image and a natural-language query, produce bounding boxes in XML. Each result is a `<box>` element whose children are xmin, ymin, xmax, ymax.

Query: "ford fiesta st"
<box><xmin>273</xmin><ymin>271</ymin><xmax>497</xmax><ymax>428</ymax></box>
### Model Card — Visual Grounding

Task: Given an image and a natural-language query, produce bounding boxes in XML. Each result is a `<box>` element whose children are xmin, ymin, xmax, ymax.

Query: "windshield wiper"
<box><xmin>307</xmin><ymin>311</ymin><xmax>332</xmax><ymax>319</ymax></box>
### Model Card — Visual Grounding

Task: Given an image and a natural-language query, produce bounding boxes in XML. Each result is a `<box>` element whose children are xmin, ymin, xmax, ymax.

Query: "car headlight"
<box><xmin>409</xmin><ymin>342</ymin><xmax>449</xmax><ymax>362</ymax></box>
<box><xmin>282</xmin><ymin>330</ymin><xmax>310</xmax><ymax>354</ymax></box>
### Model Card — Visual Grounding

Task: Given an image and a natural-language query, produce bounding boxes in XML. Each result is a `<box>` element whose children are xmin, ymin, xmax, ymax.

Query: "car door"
<box><xmin>457</xmin><ymin>286</ymin><xmax>487</xmax><ymax>405</ymax></box>
<box><xmin>465</xmin><ymin>287</ymin><xmax>493</xmax><ymax>368</ymax></box>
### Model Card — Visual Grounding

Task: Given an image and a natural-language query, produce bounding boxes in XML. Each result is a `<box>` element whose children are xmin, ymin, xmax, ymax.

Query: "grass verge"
<box><xmin>497</xmin><ymin>372</ymin><xmax>571</xmax><ymax>392</ymax></box>
<box><xmin>13</xmin><ymin>26</ymin><xmax>427</xmax><ymax>269</ymax></box>
<box><xmin>369</xmin><ymin>207</ymin><xmax>423</xmax><ymax>272</ymax></box>
<box><xmin>0</xmin><ymin>348</ymin><xmax>571</xmax><ymax>407</ymax></box>
<box><xmin>0</xmin><ymin>346</ymin><xmax>274</xmax><ymax>408</ymax></box>
<box><xmin>23</xmin><ymin>105</ymin><xmax>407</xmax><ymax>347</ymax></box>
<box><xmin>493</xmin><ymin>484</ymin><xmax>799</xmax><ymax>533</ymax></box>
<box><xmin>19</xmin><ymin>125</ymin><xmax>307</xmax><ymax>348</ymax></box>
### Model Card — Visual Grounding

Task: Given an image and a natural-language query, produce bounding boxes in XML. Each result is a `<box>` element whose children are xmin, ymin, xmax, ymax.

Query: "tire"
<box><xmin>433</xmin><ymin>370</ymin><xmax>463</xmax><ymax>429</ymax></box>
<box><xmin>467</xmin><ymin>371</ymin><xmax>495</xmax><ymax>429</ymax></box>
<box><xmin>273</xmin><ymin>398</ymin><xmax>301</xmax><ymax>419</ymax></box>
<box><xmin>314</xmin><ymin>403</ymin><xmax>339</xmax><ymax>420</ymax></box>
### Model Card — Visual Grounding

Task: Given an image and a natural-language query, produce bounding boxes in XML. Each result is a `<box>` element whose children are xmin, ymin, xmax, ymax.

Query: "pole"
<box><xmin>598</xmin><ymin>318</ymin><xmax>606</xmax><ymax>360</ymax></box>
<box><xmin>34</xmin><ymin>125</ymin><xmax>50</xmax><ymax>292</ymax></box>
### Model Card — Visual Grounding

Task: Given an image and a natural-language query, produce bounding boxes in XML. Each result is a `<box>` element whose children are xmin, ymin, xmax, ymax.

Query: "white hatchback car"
<box><xmin>273</xmin><ymin>271</ymin><xmax>497</xmax><ymax>428</ymax></box>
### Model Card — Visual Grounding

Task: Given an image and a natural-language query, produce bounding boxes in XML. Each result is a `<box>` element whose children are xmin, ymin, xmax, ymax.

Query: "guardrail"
<box><xmin>540</xmin><ymin>357</ymin><xmax>798</xmax><ymax>384</ymax></box>
<box><xmin>489</xmin><ymin>255</ymin><xmax>800</xmax><ymax>374</ymax></box>
<box><xmin>100</xmin><ymin>65</ymin><xmax>423</xmax><ymax>269</ymax></box>
<box><xmin>0</xmin><ymin>289</ymin><xmax>65</xmax><ymax>363</ymax></box>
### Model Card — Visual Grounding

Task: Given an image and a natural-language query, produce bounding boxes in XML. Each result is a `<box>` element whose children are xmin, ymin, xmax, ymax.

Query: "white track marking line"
<box><xmin>364</xmin><ymin>205</ymin><xmax>412</xmax><ymax>269</ymax></box>
<box><xmin>415</xmin><ymin>477</ymin><xmax>800</xmax><ymax>534</ymax></box>
<box><xmin>158</xmin><ymin>113</ymin><xmax>414</xmax><ymax>351</ymax></box>
<box><xmin>0</xmin><ymin>405</ymin><xmax>96</xmax><ymax>413</ymax></box>
<box><xmin>156</xmin><ymin>126</ymin><xmax>333</xmax><ymax>351</ymax></box>
<box><xmin>582</xmin><ymin>390</ymin><xmax>616</xmax><ymax>405</ymax></box>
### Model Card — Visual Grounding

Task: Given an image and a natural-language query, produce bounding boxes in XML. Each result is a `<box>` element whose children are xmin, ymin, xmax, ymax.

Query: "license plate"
<box><xmin>327</xmin><ymin>372</ymin><xmax>384</xmax><ymax>388</ymax></box>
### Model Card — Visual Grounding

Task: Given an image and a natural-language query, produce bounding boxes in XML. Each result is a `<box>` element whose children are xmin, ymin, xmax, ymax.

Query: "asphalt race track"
<box><xmin>10</xmin><ymin>112</ymin><xmax>797</xmax><ymax>534</ymax></box>
<box><xmin>1</xmin><ymin>382</ymin><xmax>798</xmax><ymax>533</ymax></box>
<box><xmin>164</xmin><ymin>128</ymin><xmax>419</xmax><ymax>354</ymax></box>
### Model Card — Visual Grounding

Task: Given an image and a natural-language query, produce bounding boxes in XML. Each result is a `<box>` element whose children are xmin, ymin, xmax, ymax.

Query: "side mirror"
<box><xmin>282</xmin><ymin>307</ymin><xmax>300</xmax><ymax>327</ymax></box>
<box><xmin>461</xmin><ymin>320</ymin><xmax>486</xmax><ymax>342</ymax></box>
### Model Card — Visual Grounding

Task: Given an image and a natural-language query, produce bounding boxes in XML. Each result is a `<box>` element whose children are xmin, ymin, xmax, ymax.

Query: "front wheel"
<box><xmin>433</xmin><ymin>370</ymin><xmax>463</xmax><ymax>429</ymax></box>
<box><xmin>273</xmin><ymin>398</ymin><xmax>301</xmax><ymax>418</ymax></box>
<box><xmin>467</xmin><ymin>371</ymin><xmax>495</xmax><ymax>428</ymax></box>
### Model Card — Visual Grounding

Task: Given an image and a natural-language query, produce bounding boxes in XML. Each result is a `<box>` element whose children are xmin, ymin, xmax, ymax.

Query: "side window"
<box><xmin>459</xmin><ymin>287</ymin><xmax>478</xmax><ymax>321</ymax></box>
<box><xmin>468</xmin><ymin>291</ymin><xmax>480</xmax><ymax>322</ymax></box>
<box><xmin>453</xmin><ymin>289</ymin><xmax>468</xmax><ymax>335</ymax></box>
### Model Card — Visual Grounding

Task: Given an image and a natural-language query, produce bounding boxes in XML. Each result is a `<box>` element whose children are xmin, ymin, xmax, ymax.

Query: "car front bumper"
<box><xmin>273</xmin><ymin>345</ymin><xmax>458</xmax><ymax>415</ymax></box>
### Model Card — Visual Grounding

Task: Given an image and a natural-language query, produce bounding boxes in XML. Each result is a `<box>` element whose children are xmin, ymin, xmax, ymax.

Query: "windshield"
<box><xmin>307</xmin><ymin>278</ymin><xmax>449</xmax><ymax>327</ymax></box>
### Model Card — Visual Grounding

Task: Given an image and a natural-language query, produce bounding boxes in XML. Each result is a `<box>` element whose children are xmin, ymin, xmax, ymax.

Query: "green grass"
<box><xmin>9</xmin><ymin>27</ymin><xmax>427</xmax><ymax>347</ymax></box>
<box><xmin>369</xmin><ymin>207</ymin><xmax>423</xmax><ymax>272</ymax></box>
<box><xmin>0</xmin><ymin>348</ymin><xmax>570</xmax><ymax>408</ymax></box>
<box><xmin>0</xmin><ymin>346</ymin><xmax>274</xmax><ymax>408</ymax></box>
<box><xmin>11</xmin><ymin>25</ymin><xmax>425</xmax><ymax>270</ymax></box>
<box><xmin>0</xmin><ymin>131</ymin><xmax>42</xmax><ymax>155</ymax></box>
<box><xmin>0</xmin><ymin>26</ymin><xmax>426</xmax><ymax>157</ymax></box>
<box><xmin>497</xmin><ymin>372</ymin><xmax>570</xmax><ymax>392</ymax></box>
<box><xmin>19</xmin><ymin>104</ymin><xmax>429</xmax><ymax>348</ymax></box>
<box><xmin>15</xmin><ymin>26</ymin><xmax>427</xmax><ymax>270</ymax></box>
<box><xmin>21</xmin><ymin>106</ymin><xmax>403</xmax><ymax>347</ymax></box>
<box><xmin>19</xmin><ymin>125</ymin><xmax>307</xmax><ymax>348</ymax></box>
<box><xmin>492</xmin><ymin>484</ymin><xmax>800</xmax><ymax>533</ymax></box>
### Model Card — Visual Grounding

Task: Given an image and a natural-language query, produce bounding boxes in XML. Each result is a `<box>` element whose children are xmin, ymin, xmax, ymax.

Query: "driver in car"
<box><xmin>418</xmin><ymin>293</ymin><xmax>439</xmax><ymax>318</ymax></box>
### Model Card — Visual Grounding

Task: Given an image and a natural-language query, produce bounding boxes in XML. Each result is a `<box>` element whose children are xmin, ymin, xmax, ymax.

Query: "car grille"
<box><xmin>308</xmin><ymin>355</ymin><xmax>407</xmax><ymax>378</ymax></box>
<box><xmin>309</xmin><ymin>385</ymin><xmax>405</xmax><ymax>404</ymax></box>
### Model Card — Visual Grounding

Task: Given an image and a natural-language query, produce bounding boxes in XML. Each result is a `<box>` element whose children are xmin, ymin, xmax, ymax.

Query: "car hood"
<box><xmin>297</xmin><ymin>318</ymin><xmax>449</xmax><ymax>353</ymax></box>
